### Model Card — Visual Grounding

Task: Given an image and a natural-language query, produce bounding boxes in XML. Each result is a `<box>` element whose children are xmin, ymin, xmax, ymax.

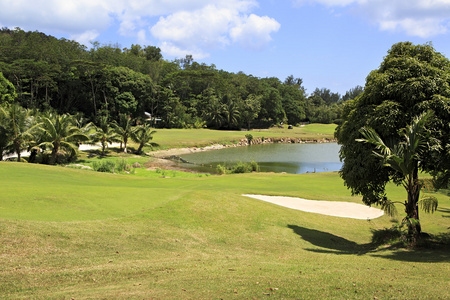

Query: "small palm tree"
<box><xmin>358</xmin><ymin>112</ymin><xmax>438</xmax><ymax>240</ymax></box>
<box><xmin>223</xmin><ymin>94</ymin><xmax>240</xmax><ymax>129</ymax></box>
<box><xmin>204</xmin><ymin>96</ymin><xmax>225</xmax><ymax>129</ymax></box>
<box><xmin>131</xmin><ymin>124</ymin><xmax>158</xmax><ymax>154</ymax></box>
<box><xmin>1</xmin><ymin>103</ymin><xmax>36</xmax><ymax>162</ymax></box>
<box><xmin>37</xmin><ymin>113</ymin><xmax>89</xmax><ymax>164</ymax></box>
<box><xmin>113</xmin><ymin>114</ymin><xmax>134</xmax><ymax>153</ymax></box>
<box><xmin>91</xmin><ymin>116</ymin><xmax>120</xmax><ymax>155</ymax></box>
<box><xmin>0</xmin><ymin>106</ymin><xmax>9</xmax><ymax>160</ymax></box>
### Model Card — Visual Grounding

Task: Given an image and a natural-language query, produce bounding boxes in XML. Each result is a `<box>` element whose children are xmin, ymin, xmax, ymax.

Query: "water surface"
<box><xmin>178</xmin><ymin>143</ymin><xmax>342</xmax><ymax>174</ymax></box>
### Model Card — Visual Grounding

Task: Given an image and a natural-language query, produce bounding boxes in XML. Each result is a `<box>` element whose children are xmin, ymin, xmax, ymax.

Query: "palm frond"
<box><xmin>379</xmin><ymin>198</ymin><xmax>398</xmax><ymax>217</ymax></box>
<box><xmin>419</xmin><ymin>196</ymin><xmax>438</xmax><ymax>213</ymax></box>
<box><xmin>357</xmin><ymin>126</ymin><xmax>392</xmax><ymax>156</ymax></box>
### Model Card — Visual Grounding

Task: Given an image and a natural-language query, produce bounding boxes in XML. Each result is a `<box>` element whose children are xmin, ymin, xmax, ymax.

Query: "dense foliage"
<box><xmin>0</xmin><ymin>28</ymin><xmax>357</xmax><ymax>129</ymax></box>
<box><xmin>336</xmin><ymin>42</ymin><xmax>450</xmax><ymax>239</ymax></box>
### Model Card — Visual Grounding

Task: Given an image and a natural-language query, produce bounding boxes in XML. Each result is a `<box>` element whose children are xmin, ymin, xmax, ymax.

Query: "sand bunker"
<box><xmin>243</xmin><ymin>194</ymin><xmax>384</xmax><ymax>220</ymax></box>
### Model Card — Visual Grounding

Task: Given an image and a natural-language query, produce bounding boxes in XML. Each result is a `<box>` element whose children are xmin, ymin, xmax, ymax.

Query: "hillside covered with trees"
<box><xmin>0</xmin><ymin>28</ymin><xmax>360</xmax><ymax>129</ymax></box>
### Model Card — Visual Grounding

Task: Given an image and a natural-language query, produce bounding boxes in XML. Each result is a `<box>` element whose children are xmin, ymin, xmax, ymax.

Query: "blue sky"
<box><xmin>1</xmin><ymin>0</ymin><xmax>450</xmax><ymax>95</ymax></box>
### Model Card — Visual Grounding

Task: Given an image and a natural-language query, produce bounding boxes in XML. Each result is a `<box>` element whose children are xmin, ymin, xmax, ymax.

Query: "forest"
<box><xmin>0</xmin><ymin>28</ymin><xmax>362</xmax><ymax>129</ymax></box>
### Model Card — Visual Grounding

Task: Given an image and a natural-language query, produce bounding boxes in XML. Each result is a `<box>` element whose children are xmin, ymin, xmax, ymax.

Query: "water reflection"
<box><xmin>178</xmin><ymin>143</ymin><xmax>342</xmax><ymax>174</ymax></box>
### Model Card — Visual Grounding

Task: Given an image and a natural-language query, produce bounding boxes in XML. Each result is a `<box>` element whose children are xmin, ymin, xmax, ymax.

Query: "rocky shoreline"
<box><xmin>148</xmin><ymin>137</ymin><xmax>337</xmax><ymax>162</ymax></box>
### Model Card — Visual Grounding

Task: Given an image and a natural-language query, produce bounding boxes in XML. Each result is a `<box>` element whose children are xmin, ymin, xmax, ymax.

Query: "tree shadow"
<box><xmin>287</xmin><ymin>225</ymin><xmax>450</xmax><ymax>262</ymax></box>
<box><xmin>287</xmin><ymin>225</ymin><xmax>374</xmax><ymax>255</ymax></box>
<box><xmin>437</xmin><ymin>207</ymin><xmax>450</xmax><ymax>218</ymax></box>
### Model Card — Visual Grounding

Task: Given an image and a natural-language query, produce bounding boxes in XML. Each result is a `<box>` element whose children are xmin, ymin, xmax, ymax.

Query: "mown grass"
<box><xmin>148</xmin><ymin>123</ymin><xmax>336</xmax><ymax>150</ymax></box>
<box><xmin>0</xmin><ymin>162</ymin><xmax>449</xmax><ymax>299</ymax></box>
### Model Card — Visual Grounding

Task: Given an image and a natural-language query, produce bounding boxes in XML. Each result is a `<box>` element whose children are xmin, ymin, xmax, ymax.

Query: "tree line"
<box><xmin>0</xmin><ymin>28</ymin><xmax>362</xmax><ymax>129</ymax></box>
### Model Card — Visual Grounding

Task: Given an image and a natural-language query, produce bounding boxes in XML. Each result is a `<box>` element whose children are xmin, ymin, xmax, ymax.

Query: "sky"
<box><xmin>1</xmin><ymin>0</ymin><xmax>450</xmax><ymax>95</ymax></box>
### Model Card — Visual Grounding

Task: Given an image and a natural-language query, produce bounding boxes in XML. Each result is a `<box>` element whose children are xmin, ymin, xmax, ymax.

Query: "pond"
<box><xmin>178</xmin><ymin>143</ymin><xmax>342</xmax><ymax>174</ymax></box>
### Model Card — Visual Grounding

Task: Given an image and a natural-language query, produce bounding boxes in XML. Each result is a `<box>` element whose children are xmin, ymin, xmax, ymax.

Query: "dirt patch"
<box><xmin>143</xmin><ymin>157</ymin><xmax>208</xmax><ymax>174</ymax></box>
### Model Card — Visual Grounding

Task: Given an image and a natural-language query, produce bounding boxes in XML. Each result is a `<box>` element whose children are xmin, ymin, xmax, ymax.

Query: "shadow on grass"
<box><xmin>437</xmin><ymin>207</ymin><xmax>450</xmax><ymax>218</ymax></box>
<box><xmin>287</xmin><ymin>225</ymin><xmax>374</xmax><ymax>255</ymax></box>
<box><xmin>288</xmin><ymin>225</ymin><xmax>450</xmax><ymax>262</ymax></box>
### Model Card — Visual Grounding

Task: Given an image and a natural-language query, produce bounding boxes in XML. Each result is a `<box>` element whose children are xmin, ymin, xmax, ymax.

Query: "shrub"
<box><xmin>217</xmin><ymin>161</ymin><xmax>259</xmax><ymax>174</ymax></box>
<box><xmin>231</xmin><ymin>162</ymin><xmax>249</xmax><ymax>174</ymax></box>
<box><xmin>248</xmin><ymin>161</ymin><xmax>259</xmax><ymax>172</ymax></box>
<box><xmin>245</xmin><ymin>134</ymin><xmax>253</xmax><ymax>144</ymax></box>
<box><xmin>115</xmin><ymin>158</ymin><xmax>130</xmax><ymax>172</ymax></box>
<box><xmin>92</xmin><ymin>160</ymin><xmax>116</xmax><ymax>173</ymax></box>
<box><xmin>216</xmin><ymin>164</ymin><xmax>227</xmax><ymax>175</ymax></box>
<box><xmin>39</xmin><ymin>151</ymin><xmax>73</xmax><ymax>165</ymax></box>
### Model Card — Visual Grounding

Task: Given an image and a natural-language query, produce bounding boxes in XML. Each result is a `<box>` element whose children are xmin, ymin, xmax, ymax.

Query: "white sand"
<box><xmin>243</xmin><ymin>194</ymin><xmax>384</xmax><ymax>220</ymax></box>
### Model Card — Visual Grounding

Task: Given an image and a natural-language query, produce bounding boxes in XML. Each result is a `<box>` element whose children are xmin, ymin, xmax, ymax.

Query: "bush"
<box><xmin>216</xmin><ymin>161</ymin><xmax>259</xmax><ymax>174</ymax></box>
<box><xmin>115</xmin><ymin>158</ymin><xmax>130</xmax><ymax>172</ymax></box>
<box><xmin>231</xmin><ymin>162</ymin><xmax>249</xmax><ymax>174</ymax></box>
<box><xmin>245</xmin><ymin>134</ymin><xmax>253</xmax><ymax>144</ymax></box>
<box><xmin>39</xmin><ymin>151</ymin><xmax>74</xmax><ymax>165</ymax></box>
<box><xmin>92</xmin><ymin>160</ymin><xmax>116</xmax><ymax>173</ymax></box>
<box><xmin>216</xmin><ymin>164</ymin><xmax>227</xmax><ymax>175</ymax></box>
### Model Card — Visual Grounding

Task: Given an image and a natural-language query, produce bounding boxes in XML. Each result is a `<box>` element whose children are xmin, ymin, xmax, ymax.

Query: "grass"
<box><xmin>0</xmin><ymin>162</ymin><xmax>449</xmax><ymax>299</ymax></box>
<box><xmin>148</xmin><ymin>123</ymin><xmax>336</xmax><ymax>150</ymax></box>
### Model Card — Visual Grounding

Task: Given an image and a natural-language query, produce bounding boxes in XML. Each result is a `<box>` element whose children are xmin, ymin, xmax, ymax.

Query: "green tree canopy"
<box><xmin>0</xmin><ymin>72</ymin><xmax>17</xmax><ymax>105</ymax></box>
<box><xmin>335</xmin><ymin>42</ymin><xmax>450</xmax><ymax>236</ymax></box>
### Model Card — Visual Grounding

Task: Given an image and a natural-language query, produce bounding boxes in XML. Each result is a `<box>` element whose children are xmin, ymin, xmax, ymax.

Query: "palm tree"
<box><xmin>358</xmin><ymin>112</ymin><xmax>438</xmax><ymax>239</ymax></box>
<box><xmin>223</xmin><ymin>94</ymin><xmax>240</xmax><ymax>129</ymax></box>
<box><xmin>1</xmin><ymin>103</ymin><xmax>36</xmax><ymax>162</ymax></box>
<box><xmin>204</xmin><ymin>95</ymin><xmax>225</xmax><ymax>129</ymax></box>
<box><xmin>113</xmin><ymin>114</ymin><xmax>134</xmax><ymax>153</ymax></box>
<box><xmin>91</xmin><ymin>116</ymin><xmax>119</xmax><ymax>155</ymax></box>
<box><xmin>36</xmin><ymin>113</ymin><xmax>89</xmax><ymax>164</ymax></box>
<box><xmin>131</xmin><ymin>124</ymin><xmax>158</xmax><ymax>154</ymax></box>
<box><xmin>0</xmin><ymin>106</ymin><xmax>9</xmax><ymax>160</ymax></box>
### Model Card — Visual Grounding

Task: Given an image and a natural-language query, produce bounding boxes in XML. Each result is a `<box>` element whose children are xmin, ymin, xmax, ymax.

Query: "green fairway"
<box><xmin>0</xmin><ymin>162</ymin><xmax>449</xmax><ymax>299</ymax></box>
<box><xmin>148</xmin><ymin>123</ymin><xmax>336</xmax><ymax>149</ymax></box>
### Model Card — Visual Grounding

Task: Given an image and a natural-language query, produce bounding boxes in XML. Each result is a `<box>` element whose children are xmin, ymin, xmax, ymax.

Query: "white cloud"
<box><xmin>230</xmin><ymin>14</ymin><xmax>281</xmax><ymax>50</ymax></box>
<box><xmin>137</xmin><ymin>29</ymin><xmax>148</xmax><ymax>45</ymax></box>
<box><xmin>151</xmin><ymin>5</ymin><xmax>234</xmax><ymax>49</ymax></box>
<box><xmin>70</xmin><ymin>30</ymin><xmax>100</xmax><ymax>46</ymax></box>
<box><xmin>150</xmin><ymin>3</ymin><xmax>280</xmax><ymax>58</ymax></box>
<box><xmin>295</xmin><ymin>0</ymin><xmax>450</xmax><ymax>37</ymax></box>
<box><xmin>360</xmin><ymin>0</ymin><xmax>450</xmax><ymax>37</ymax></box>
<box><xmin>0</xmin><ymin>0</ymin><xmax>279</xmax><ymax>56</ymax></box>
<box><xmin>159</xmin><ymin>41</ymin><xmax>210</xmax><ymax>59</ymax></box>
<box><xmin>0</xmin><ymin>0</ymin><xmax>112</xmax><ymax>33</ymax></box>
<box><xmin>293</xmin><ymin>0</ymin><xmax>357</xmax><ymax>6</ymax></box>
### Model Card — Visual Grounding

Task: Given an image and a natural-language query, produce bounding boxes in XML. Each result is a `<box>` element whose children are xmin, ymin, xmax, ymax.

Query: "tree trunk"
<box><xmin>29</xmin><ymin>148</ymin><xmax>37</xmax><ymax>163</ymax></box>
<box><xmin>15</xmin><ymin>141</ymin><xmax>21</xmax><ymax>162</ymax></box>
<box><xmin>137</xmin><ymin>144</ymin><xmax>143</xmax><ymax>154</ymax></box>
<box><xmin>50</xmin><ymin>143</ymin><xmax>59</xmax><ymax>165</ymax></box>
<box><xmin>405</xmin><ymin>166</ymin><xmax>421</xmax><ymax>241</ymax></box>
<box><xmin>101</xmin><ymin>140</ymin><xmax>106</xmax><ymax>155</ymax></box>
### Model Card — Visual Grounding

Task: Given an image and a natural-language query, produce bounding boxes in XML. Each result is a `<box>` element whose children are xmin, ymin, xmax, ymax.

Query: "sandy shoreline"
<box><xmin>149</xmin><ymin>144</ymin><xmax>230</xmax><ymax>158</ymax></box>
